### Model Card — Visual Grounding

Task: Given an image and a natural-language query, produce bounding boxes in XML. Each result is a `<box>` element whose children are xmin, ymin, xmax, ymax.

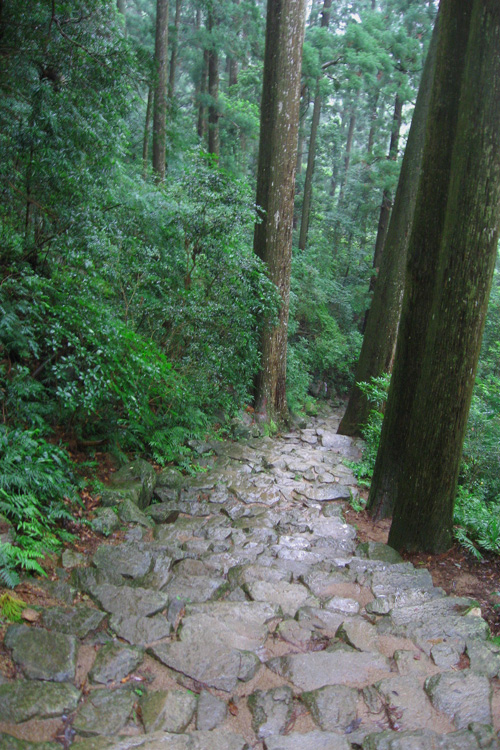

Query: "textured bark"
<box><xmin>337</xmin><ymin>108</ymin><xmax>356</xmax><ymax>206</ymax></box>
<box><xmin>197</xmin><ymin>48</ymin><xmax>209</xmax><ymax>140</ymax></box>
<box><xmin>168</xmin><ymin>0</ymin><xmax>182</xmax><ymax>101</ymax></box>
<box><xmin>338</xmin><ymin>15</ymin><xmax>438</xmax><ymax>438</ymax></box>
<box><xmin>152</xmin><ymin>0</ymin><xmax>169</xmax><ymax>181</ymax></box>
<box><xmin>142</xmin><ymin>85</ymin><xmax>153</xmax><ymax>179</ymax></box>
<box><xmin>207</xmin><ymin>8</ymin><xmax>220</xmax><ymax>157</ymax></box>
<box><xmin>253</xmin><ymin>0</ymin><xmax>306</xmax><ymax>422</ymax></box>
<box><xmin>386</xmin><ymin>0</ymin><xmax>500</xmax><ymax>553</ymax></box>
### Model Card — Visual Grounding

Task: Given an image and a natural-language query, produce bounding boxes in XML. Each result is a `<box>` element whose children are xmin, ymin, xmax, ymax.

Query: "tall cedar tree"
<box><xmin>368</xmin><ymin>0</ymin><xmax>500</xmax><ymax>553</ymax></box>
<box><xmin>338</xmin><ymin>15</ymin><xmax>439</xmax><ymax>436</ymax></box>
<box><xmin>253</xmin><ymin>0</ymin><xmax>306</xmax><ymax>422</ymax></box>
<box><xmin>152</xmin><ymin>0</ymin><xmax>169</xmax><ymax>180</ymax></box>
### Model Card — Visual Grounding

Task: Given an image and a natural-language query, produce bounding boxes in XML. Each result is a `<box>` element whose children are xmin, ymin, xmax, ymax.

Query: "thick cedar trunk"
<box><xmin>152</xmin><ymin>0</ymin><xmax>169</xmax><ymax>181</ymax></box>
<box><xmin>385</xmin><ymin>0</ymin><xmax>500</xmax><ymax>553</ymax></box>
<box><xmin>142</xmin><ymin>85</ymin><xmax>153</xmax><ymax>179</ymax></box>
<box><xmin>338</xmin><ymin>16</ymin><xmax>439</xmax><ymax>437</ymax></box>
<box><xmin>168</xmin><ymin>0</ymin><xmax>182</xmax><ymax>101</ymax></box>
<box><xmin>207</xmin><ymin>9</ymin><xmax>220</xmax><ymax>157</ymax></box>
<box><xmin>253</xmin><ymin>0</ymin><xmax>306</xmax><ymax>423</ymax></box>
<box><xmin>297</xmin><ymin>0</ymin><xmax>331</xmax><ymax>252</ymax></box>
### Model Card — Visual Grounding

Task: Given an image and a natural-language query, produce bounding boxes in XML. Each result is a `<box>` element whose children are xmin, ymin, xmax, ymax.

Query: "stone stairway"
<box><xmin>0</xmin><ymin>407</ymin><xmax>499</xmax><ymax>749</ymax></box>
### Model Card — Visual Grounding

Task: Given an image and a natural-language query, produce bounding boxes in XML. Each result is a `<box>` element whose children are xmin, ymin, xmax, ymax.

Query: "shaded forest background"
<box><xmin>1</xmin><ymin>0</ymin><xmax>500</xmax><ymax>582</ymax></box>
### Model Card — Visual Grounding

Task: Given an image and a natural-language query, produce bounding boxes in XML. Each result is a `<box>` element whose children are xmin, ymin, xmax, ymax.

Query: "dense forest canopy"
<box><xmin>1</xmin><ymin>0</ymin><xmax>500</xmax><ymax>578</ymax></box>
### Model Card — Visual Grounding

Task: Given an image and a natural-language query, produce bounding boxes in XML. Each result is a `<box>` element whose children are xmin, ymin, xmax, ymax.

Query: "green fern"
<box><xmin>0</xmin><ymin>592</ymin><xmax>26</xmax><ymax>622</ymax></box>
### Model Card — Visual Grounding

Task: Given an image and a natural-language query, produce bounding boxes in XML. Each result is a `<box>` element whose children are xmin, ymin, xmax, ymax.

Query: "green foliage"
<box><xmin>348</xmin><ymin>373</ymin><xmax>390</xmax><ymax>486</ymax></box>
<box><xmin>0</xmin><ymin>593</ymin><xmax>26</xmax><ymax>622</ymax></box>
<box><xmin>454</xmin><ymin>488</ymin><xmax>500</xmax><ymax>560</ymax></box>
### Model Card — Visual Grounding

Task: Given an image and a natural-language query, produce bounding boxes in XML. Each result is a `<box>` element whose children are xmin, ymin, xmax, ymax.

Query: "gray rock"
<box><xmin>243</xmin><ymin>580</ymin><xmax>318</xmax><ymax>616</ymax></box>
<box><xmin>165</xmin><ymin>574</ymin><xmax>227</xmax><ymax>604</ymax></box>
<box><xmin>91</xmin><ymin>508</ymin><xmax>121</xmax><ymax>536</ymax></box>
<box><xmin>248</xmin><ymin>686</ymin><xmax>294</xmax><ymax>738</ymax></box>
<box><xmin>109</xmin><ymin>613</ymin><xmax>171</xmax><ymax>645</ymax></box>
<box><xmin>301</xmin><ymin>685</ymin><xmax>358</xmax><ymax>731</ymax></box>
<box><xmin>71</xmin><ymin>731</ymin><xmax>248</xmax><ymax>750</ymax></box>
<box><xmin>424</xmin><ymin>669</ymin><xmax>492</xmax><ymax>728</ymax></box>
<box><xmin>301</xmin><ymin>569</ymin><xmax>353</xmax><ymax>599</ymax></box>
<box><xmin>4</xmin><ymin>625</ymin><xmax>77</xmax><ymax>682</ymax></box>
<box><xmin>361</xmin><ymin>727</ymin><xmax>490</xmax><ymax>749</ymax></box>
<box><xmin>374</xmin><ymin>675</ymin><xmax>437</xmax><ymax>731</ymax></box>
<box><xmin>62</xmin><ymin>548</ymin><xmax>86</xmax><ymax>568</ymax></box>
<box><xmin>430</xmin><ymin>641</ymin><xmax>461</xmax><ymax>668</ymax></box>
<box><xmin>467</xmin><ymin>640</ymin><xmax>500</xmax><ymax>678</ymax></box>
<box><xmin>356</xmin><ymin>542</ymin><xmax>403</xmax><ymax>564</ymax></box>
<box><xmin>267</xmin><ymin>650</ymin><xmax>391</xmax><ymax>690</ymax></box>
<box><xmin>323</xmin><ymin>596</ymin><xmax>360</xmax><ymax>615</ymax></box>
<box><xmin>0</xmin><ymin>736</ymin><xmax>60</xmax><ymax>750</ymax></box>
<box><xmin>182</xmin><ymin>601</ymin><xmax>277</xmax><ymax>651</ymax></box>
<box><xmin>150</xmin><ymin>638</ymin><xmax>258</xmax><ymax>693</ymax></box>
<box><xmin>90</xmin><ymin>584</ymin><xmax>168</xmax><ymax>617</ymax></box>
<box><xmin>140</xmin><ymin>689</ymin><xmax>197</xmax><ymax>733</ymax></box>
<box><xmin>41</xmin><ymin>605</ymin><xmax>106</xmax><ymax>638</ymax></box>
<box><xmin>156</xmin><ymin>467</ymin><xmax>184</xmax><ymax>489</ymax></box>
<box><xmin>100</xmin><ymin>485</ymin><xmax>142</xmax><ymax>508</ymax></box>
<box><xmin>297</xmin><ymin>485</ymin><xmax>352</xmax><ymax>503</ymax></box>
<box><xmin>109</xmin><ymin>459</ymin><xmax>156</xmax><ymax>509</ymax></box>
<box><xmin>117</xmin><ymin>499</ymin><xmax>155</xmax><ymax>528</ymax></box>
<box><xmin>264</xmin><ymin>731</ymin><xmax>351</xmax><ymax>750</ymax></box>
<box><xmin>335</xmin><ymin>618</ymin><xmax>379</xmax><ymax>652</ymax></box>
<box><xmin>0</xmin><ymin>681</ymin><xmax>80</xmax><ymax>722</ymax></box>
<box><xmin>73</xmin><ymin>688</ymin><xmax>137</xmax><ymax>736</ymax></box>
<box><xmin>146</xmin><ymin>502</ymin><xmax>180</xmax><ymax>522</ymax></box>
<box><xmin>196</xmin><ymin>690</ymin><xmax>228</xmax><ymax>730</ymax></box>
<box><xmin>92</xmin><ymin>543</ymin><xmax>153</xmax><ymax>580</ymax></box>
<box><xmin>89</xmin><ymin>642</ymin><xmax>144</xmax><ymax>684</ymax></box>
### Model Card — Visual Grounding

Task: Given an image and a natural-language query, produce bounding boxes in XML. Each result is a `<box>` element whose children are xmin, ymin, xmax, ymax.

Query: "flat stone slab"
<box><xmin>267</xmin><ymin>650</ymin><xmax>391</xmax><ymax>690</ymax></box>
<box><xmin>301</xmin><ymin>685</ymin><xmax>358</xmax><ymax>731</ymax></box>
<box><xmin>182</xmin><ymin>601</ymin><xmax>277</xmax><ymax>651</ymax></box>
<box><xmin>90</xmin><ymin>584</ymin><xmax>168</xmax><ymax>617</ymax></box>
<box><xmin>41</xmin><ymin>605</ymin><xmax>106</xmax><ymax>638</ymax></box>
<box><xmin>89</xmin><ymin>642</ymin><xmax>144</xmax><ymax>684</ymax></box>
<box><xmin>140</xmin><ymin>689</ymin><xmax>197</xmax><ymax>733</ymax></box>
<box><xmin>424</xmin><ymin>669</ymin><xmax>492</xmax><ymax>728</ymax></box>
<box><xmin>196</xmin><ymin>689</ymin><xmax>227</xmax><ymax>730</ymax></box>
<box><xmin>73</xmin><ymin>688</ymin><xmax>136</xmax><ymax>736</ymax></box>
<box><xmin>150</xmin><ymin>638</ymin><xmax>259</xmax><ymax>692</ymax></box>
<box><xmin>164</xmin><ymin>574</ymin><xmax>227</xmax><ymax>603</ymax></box>
<box><xmin>264</xmin><ymin>731</ymin><xmax>351</xmax><ymax>750</ymax></box>
<box><xmin>374</xmin><ymin>675</ymin><xmax>439</xmax><ymax>731</ymax></box>
<box><xmin>361</xmin><ymin>726</ymin><xmax>497</xmax><ymax>749</ymax></box>
<box><xmin>73</xmin><ymin>731</ymin><xmax>249</xmax><ymax>750</ymax></box>
<box><xmin>4</xmin><ymin>625</ymin><xmax>77</xmax><ymax>682</ymax></box>
<box><xmin>0</xmin><ymin>681</ymin><xmax>80</xmax><ymax>722</ymax></box>
<box><xmin>296</xmin><ymin>485</ymin><xmax>352</xmax><ymax>503</ymax></box>
<box><xmin>244</xmin><ymin>580</ymin><xmax>318</xmax><ymax>616</ymax></box>
<box><xmin>109</xmin><ymin>613</ymin><xmax>171</xmax><ymax>645</ymax></box>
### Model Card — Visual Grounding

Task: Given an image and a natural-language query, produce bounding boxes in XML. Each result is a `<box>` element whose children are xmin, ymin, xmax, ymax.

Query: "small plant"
<box><xmin>348</xmin><ymin>373</ymin><xmax>390</xmax><ymax>486</ymax></box>
<box><xmin>453</xmin><ymin>486</ymin><xmax>500</xmax><ymax>559</ymax></box>
<box><xmin>0</xmin><ymin>592</ymin><xmax>26</xmax><ymax>622</ymax></box>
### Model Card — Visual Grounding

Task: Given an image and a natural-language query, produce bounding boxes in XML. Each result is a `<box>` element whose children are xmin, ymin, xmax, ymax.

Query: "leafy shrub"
<box><xmin>348</xmin><ymin>373</ymin><xmax>390</xmax><ymax>487</ymax></box>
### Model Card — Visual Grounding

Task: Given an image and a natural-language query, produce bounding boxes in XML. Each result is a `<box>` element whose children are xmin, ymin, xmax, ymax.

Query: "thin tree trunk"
<box><xmin>142</xmin><ymin>85</ymin><xmax>153</xmax><ymax>179</ymax></box>
<box><xmin>338</xmin><ymin>15</ymin><xmax>439</xmax><ymax>438</ymax></box>
<box><xmin>197</xmin><ymin>48</ymin><xmax>209</xmax><ymax>140</ymax></box>
<box><xmin>152</xmin><ymin>0</ymin><xmax>169</xmax><ymax>181</ymax></box>
<box><xmin>337</xmin><ymin>108</ymin><xmax>356</xmax><ymax>206</ymax></box>
<box><xmin>297</xmin><ymin>0</ymin><xmax>331</xmax><ymax>252</ymax></box>
<box><xmin>207</xmin><ymin>8</ymin><xmax>220</xmax><ymax>157</ymax></box>
<box><xmin>168</xmin><ymin>0</ymin><xmax>182</xmax><ymax>101</ymax></box>
<box><xmin>386</xmin><ymin>0</ymin><xmax>500</xmax><ymax>553</ymax></box>
<box><xmin>253</xmin><ymin>0</ymin><xmax>306</xmax><ymax>423</ymax></box>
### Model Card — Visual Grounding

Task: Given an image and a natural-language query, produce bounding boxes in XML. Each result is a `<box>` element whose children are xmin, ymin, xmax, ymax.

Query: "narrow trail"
<box><xmin>0</xmin><ymin>405</ymin><xmax>499</xmax><ymax>749</ymax></box>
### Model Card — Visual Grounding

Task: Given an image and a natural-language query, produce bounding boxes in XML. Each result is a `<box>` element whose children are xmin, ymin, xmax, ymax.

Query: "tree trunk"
<box><xmin>207</xmin><ymin>8</ymin><xmax>220</xmax><ymax>157</ymax></box>
<box><xmin>385</xmin><ymin>0</ymin><xmax>500</xmax><ymax>553</ymax></box>
<box><xmin>152</xmin><ymin>0</ymin><xmax>169</xmax><ymax>181</ymax></box>
<box><xmin>338</xmin><ymin>14</ymin><xmax>439</xmax><ymax>438</ymax></box>
<box><xmin>337</xmin><ymin>108</ymin><xmax>356</xmax><ymax>206</ymax></box>
<box><xmin>253</xmin><ymin>0</ymin><xmax>306</xmax><ymax>423</ymax></box>
<box><xmin>168</xmin><ymin>0</ymin><xmax>182</xmax><ymax>101</ymax></box>
<box><xmin>142</xmin><ymin>85</ymin><xmax>153</xmax><ymax>179</ymax></box>
<box><xmin>297</xmin><ymin>0</ymin><xmax>331</xmax><ymax>252</ymax></box>
<box><xmin>197</xmin><ymin>48</ymin><xmax>209</xmax><ymax>140</ymax></box>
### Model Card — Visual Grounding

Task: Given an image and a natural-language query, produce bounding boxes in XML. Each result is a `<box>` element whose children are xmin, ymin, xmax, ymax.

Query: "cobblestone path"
<box><xmin>0</xmin><ymin>407</ymin><xmax>499</xmax><ymax>749</ymax></box>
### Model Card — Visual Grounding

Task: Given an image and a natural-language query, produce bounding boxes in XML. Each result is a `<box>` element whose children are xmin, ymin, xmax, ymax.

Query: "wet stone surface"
<box><xmin>0</xmin><ymin>405</ymin><xmax>498</xmax><ymax>749</ymax></box>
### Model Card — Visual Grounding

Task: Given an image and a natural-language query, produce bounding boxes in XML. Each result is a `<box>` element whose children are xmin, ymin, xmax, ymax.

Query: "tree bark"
<box><xmin>207</xmin><ymin>7</ymin><xmax>220</xmax><ymax>157</ymax></box>
<box><xmin>338</xmin><ymin>15</ymin><xmax>439</xmax><ymax>438</ymax></box>
<box><xmin>168</xmin><ymin>0</ymin><xmax>182</xmax><ymax>101</ymax></box>
<box><xmin>337</xmin><ymin>107</ymin><xmax>356</xmax><ymax>206</ymax></box>
<box><xmin>197</xmin><ymin>48</ymin><xmax>209</xmax><ymax>140</ymax></box>
<box><xmin>253</xmin><ymin>0</ymin><xmax>306</xmax><ymax>423</ymax></box>
<box><xmin>297</xmin><ymin>0</ymin><xmax>331</xmax><ymax>252</ymax></box>
<box><xmin>142</xmin><ymin>85</ymin><xmax>153</xmax><ymax>179</ymax></box>
<box><xmin>152</xmin><ymin>0</ymin><xmax>169</xmax><ymax>181</ymax></box>
<box><xmin>385</xmin><ymin>0</ymin><xmax>500</xmax><ymax>553</ymax></box>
